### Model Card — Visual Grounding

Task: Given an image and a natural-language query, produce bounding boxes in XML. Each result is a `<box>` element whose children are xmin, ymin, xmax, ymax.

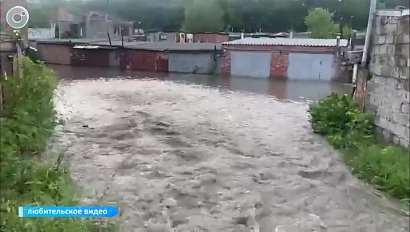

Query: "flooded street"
<box><xmin>50</xmin><ymin>65</ymin><xmax>351</xmax><ymax>101</ymax></box>
<box><xmin>50</xmin><ymin>66</ymin><xmax>408</xmax><ymax>232</ymax></box>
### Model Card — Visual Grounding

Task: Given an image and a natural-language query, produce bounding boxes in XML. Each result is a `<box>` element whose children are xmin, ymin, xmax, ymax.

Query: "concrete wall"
<box><xmin>366</xmin><ymin>10</ymin><xmax>410</xmax><ymax>148</ymax></box>
<box><xmin>168</xmin><ymin>52</ymin><xmax>217</xmax><ymax>75</ymax></box>
<box><xmin>28</xmin><ymin>28</ymin><xmax>55</xmax><ymax>40</ymax></box>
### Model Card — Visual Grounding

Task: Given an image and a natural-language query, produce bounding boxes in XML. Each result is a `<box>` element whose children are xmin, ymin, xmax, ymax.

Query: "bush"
<box><xmin>309</xmin><ymin>93</ymin><xmax>409</xmax><ymax>205</ymax></box>
<box><xmin>309</xmin><ymin>93</ymin><xmax>376</xmax><ymax>149</ymax></box>
<box><xmin>0</xmin><ymin>58</ymin><xmax>116</xmax><ymax>231</ymax></box>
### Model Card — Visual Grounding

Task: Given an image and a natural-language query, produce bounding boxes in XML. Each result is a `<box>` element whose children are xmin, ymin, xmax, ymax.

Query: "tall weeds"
<box><xmin>0</xmin><ymin>58</ymin><xmax>116</xmax><ymax>231</ymax></box>
<box><xmin>309</xmin><ymin>93</ymin><xmax>409</xmax><ymax>205</ymax></box>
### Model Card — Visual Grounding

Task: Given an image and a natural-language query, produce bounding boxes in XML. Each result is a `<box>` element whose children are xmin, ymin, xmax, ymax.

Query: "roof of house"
<box><xmin>222</xmin><ymin>38</ymin><xmax>349</xmax><ymax>47</ymax></box>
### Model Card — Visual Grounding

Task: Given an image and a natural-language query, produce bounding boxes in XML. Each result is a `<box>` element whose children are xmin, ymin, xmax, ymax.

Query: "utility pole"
<box><xmin>106</xmin><ymin>0</ymin><xmax>110</xmax><ymax>39</ymax></box>
<box><xmin>361</xmin><ymin>0</ymin><xmax>377</xmax><ymax>68</ymax></box>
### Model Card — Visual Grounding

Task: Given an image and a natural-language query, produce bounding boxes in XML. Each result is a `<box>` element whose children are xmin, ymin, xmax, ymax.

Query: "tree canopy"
<box><xmin>182</xmin><ymin>0</ymin><xmax>225</xmax><ymax>33</ymax></box>
<box><xmin>305</xmin><ymin>8</ymin><xmax>339</xmax><ymax>39</ymax></box>
<box><xmin>27</xmin><ymin>0</ymin><xmax>410</xmax><ymax>33</ymax></box>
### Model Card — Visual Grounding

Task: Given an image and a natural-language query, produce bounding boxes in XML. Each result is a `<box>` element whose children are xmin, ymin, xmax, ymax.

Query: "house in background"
<box><xmin>28</xmin><ymin>24</ymin><xmax>56</xmax><ymax>40</ymax></box>
<box><xmin>84</xmin><ymin>11</ymin><xmax>133</xmax><ymax>41</ymax></box>
<box><xmin>55</xmin><ymin>8</ymin><xmax>133</xmax><ymax>41</ymax></box>
<box><xmin>57</xmin><ymin>8</ymin><xmax>84</xmax><ymax>38</ymax></box>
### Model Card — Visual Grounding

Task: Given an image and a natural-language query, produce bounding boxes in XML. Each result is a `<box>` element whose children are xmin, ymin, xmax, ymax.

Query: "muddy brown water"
<box><xmin>49</xmin><ymin>65</ymin><xmax>409</xmax><ymax>232</ymax></box>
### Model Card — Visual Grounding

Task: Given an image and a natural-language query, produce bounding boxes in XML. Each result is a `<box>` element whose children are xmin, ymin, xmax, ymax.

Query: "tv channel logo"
<box><xmin>6</xmin><ymin>6</ymin><xmax>30</xmax><ymax>30</ymax></box>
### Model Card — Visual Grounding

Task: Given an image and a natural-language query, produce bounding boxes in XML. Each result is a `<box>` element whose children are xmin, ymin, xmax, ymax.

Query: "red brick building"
<box><xmin>221</xmin><ymin>38</ymin><xmax>348</xmax><ymax>81</ymax></box>
<box><xmin>193</xmin><ymin>33</ymin><xmax>229</xmax><ymax>44</ymax></box>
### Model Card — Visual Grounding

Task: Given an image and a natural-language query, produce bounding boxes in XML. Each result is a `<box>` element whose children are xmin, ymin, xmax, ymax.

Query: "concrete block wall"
<box><xmin>367</xmin><ymin>10</ymin><xmax>410</xmax><ymax>148</ymax></box>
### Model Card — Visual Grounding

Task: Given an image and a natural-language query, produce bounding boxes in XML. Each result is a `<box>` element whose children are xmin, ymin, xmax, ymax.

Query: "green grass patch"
<box><xmin>1</xmin><ymin>58</ymin><xmax>117</xmax><ymax>231</ymax></box>
<box><xmin>309</xmin><ymin>93</ymin><xmax>409</xmax><ymax>205</ymax></box>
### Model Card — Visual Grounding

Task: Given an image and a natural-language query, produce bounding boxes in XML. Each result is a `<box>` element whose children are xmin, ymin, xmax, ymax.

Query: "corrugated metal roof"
<box><xmin>376</xmin><ymin>9</ymin><xmax>409</xmax><ymax>17</ymax></box>
<box><xmin>222</xmin><ymin>38</ymin><xmax>349</xmax><ymax>47</ymax></box>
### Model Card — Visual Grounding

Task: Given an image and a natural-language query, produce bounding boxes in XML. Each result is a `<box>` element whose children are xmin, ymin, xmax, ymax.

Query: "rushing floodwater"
<box><xmin>49</xmin><ymin>65</ymin><xmax>352</xmax><ymax>101</ymax></box>
<box><xmin>49</xmin><ymin>65</ymin><xmax>409</xmax><ymax>232</ymax></box>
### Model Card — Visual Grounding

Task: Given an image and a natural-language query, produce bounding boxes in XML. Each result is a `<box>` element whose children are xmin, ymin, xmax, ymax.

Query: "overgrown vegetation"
<box><xmin>309</xmin><ymin>93</ymin><xmax>409</xmax><ymax>205</ymax></box>
<box><xmin>0</xmin><ymin>58</ymin><xmax>116</xmax><ymax>231</ymax></box>
<box><xmin>304</xmin><ymin>8</ymin><xmax>340</xmax><ymax>39</ymax></box>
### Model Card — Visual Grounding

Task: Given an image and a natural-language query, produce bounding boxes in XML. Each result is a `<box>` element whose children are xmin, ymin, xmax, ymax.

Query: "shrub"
<box><xmin>309</xmin><ymin>93</ymin><xmax>375</xmax><ymax>149</ymax></box>
<box><xmin>0</xmin><ymin>58</ymin><xmax>116</xmax><ymax>231</ymax></box>
<box><xmin>309</xmin><ymin>93</ymin><xmax>409</xmax><ymax>205</ymax></box>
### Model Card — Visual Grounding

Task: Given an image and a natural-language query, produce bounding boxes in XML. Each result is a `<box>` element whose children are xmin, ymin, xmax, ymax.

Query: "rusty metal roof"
<box><xmin>95</xmin><ymin>41</ymin><xmax>222</xmax><ymax>52</ymax></box>
<box><xmin>222</xmin><ymin>38</ymin><xmax>349</xmax><ymax>47</ymax></box>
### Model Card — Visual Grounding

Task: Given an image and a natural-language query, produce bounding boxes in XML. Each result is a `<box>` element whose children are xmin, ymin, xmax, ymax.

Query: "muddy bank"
<box><xmin>52</xmin><ymin>79</ymin><xmax>409</xmax><ymax>232</ymax></box>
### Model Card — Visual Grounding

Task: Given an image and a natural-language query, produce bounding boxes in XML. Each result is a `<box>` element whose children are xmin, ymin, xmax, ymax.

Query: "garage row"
<box><xmin>221</xmin><ymin>37</ymin><xmax>349</xmax><ymax>81</ymax></box>
<box><xmin>33</xmin><ymin>37</ymin><xmax>348</xmax><ymax>81</ymax></box>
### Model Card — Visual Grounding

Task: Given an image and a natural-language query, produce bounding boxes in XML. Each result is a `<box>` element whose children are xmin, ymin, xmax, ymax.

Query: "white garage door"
<box><xmin>230</xmin><ymin>51</ymin><xmax>272</xmax><ymax>78</ymax></box>
<box><xmin>288</xmin><ymin>53</ymin><xmax>334</xmax><ymax>81</ymax></box>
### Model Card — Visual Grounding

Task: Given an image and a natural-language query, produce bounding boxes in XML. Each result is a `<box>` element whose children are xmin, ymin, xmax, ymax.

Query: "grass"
<box><xmin>309</xmin><ymin>93</ymin><xmax>409</xmax><ymax>206</ymax></box>
<box><xmin>0</xmin><ymin>58</ymin><xmax>117</xmax><ymax>231</ymax></box>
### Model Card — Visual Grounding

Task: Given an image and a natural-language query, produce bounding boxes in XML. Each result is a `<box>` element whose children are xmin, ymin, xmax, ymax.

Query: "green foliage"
<box><xmin>182</xmin><ymin>0</ymin><xmax>225</xmax><ymax>33</ymax></box>
<box><xmin>27</xmin><ymin>0</ymin><xmax>410</xmax><ymax>33</ymax></box>
<box><xmin>348</xmin><ymin>145</ymin><xmax>409</xmax><ymax>203</ymax></box>
<box><xmin>0</xmin><ymin>58</ymin><xmax>116</xmax><ymax>231</ymax></box>
<box><xmin>305</xmin><ymin>8</ymin><xmax>339</xmax><ymax>39</ymax></box>
<box><xmin>309</xmin><ymin>93</ymin><xmax>409</xmax><ymax>205</ymax></box>
<box><xmin>309</xmin><ymin>93</ymin><xmax>375</xmax><ymax>149</ymax></box>
<box><xmin>342</xmin><ymin>25</ymin><xmax>353</xmax><ymax>39</ymax></box>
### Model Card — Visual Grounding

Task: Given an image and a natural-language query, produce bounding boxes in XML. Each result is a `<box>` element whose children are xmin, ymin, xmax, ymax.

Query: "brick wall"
<box><xmin>270</xmin><ymin>51</ymin><xmax>288</xmax><ymax>77</ymax></box>
<box><xmin>367</xmin><ymin>10</ymin><xmax>410</xmax><ymax>148</ymax></box>
<box><xmin>119</xmin><ymin>50</ymin><xmax>167</xmax><ymax>72</ymax></box>
<box><xmin>194</xmin><ymin>33</ymin><xmax>229</xmax><ymax>43</ymax></box>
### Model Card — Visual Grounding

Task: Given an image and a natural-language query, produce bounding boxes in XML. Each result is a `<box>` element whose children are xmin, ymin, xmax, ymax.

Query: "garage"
<box><xmin>230</xmin><ymin>51</ymin><xmax>272</xmax><ymax>78</ymax></box>
<box><xmin>221</xmin><ymin>37</ymin><xmax>348</xmax><ymax>81</ymax></box>
<box><xmin>287</xmin><ymin>53</ymin><xmax>334</xmax><ymax>81</ymax></box>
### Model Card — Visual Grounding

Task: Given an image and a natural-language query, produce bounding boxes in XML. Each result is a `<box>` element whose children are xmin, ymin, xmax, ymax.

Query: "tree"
<box><xmin>304</xmin><ymin>8</ymin><xmax>339</xmax><ymax>39</ymax></box>
<box><xmin>182</xmin><ymin>0</ymin><xmax>225</xmax><ymax>33</ymax></box>
<box><xmin>342</xmin><ymin>24</ymin><xmax>353</xmax><ymax>39</ymax></box>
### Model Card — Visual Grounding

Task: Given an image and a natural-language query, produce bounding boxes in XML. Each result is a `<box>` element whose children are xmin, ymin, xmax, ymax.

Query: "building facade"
<box><xmin>221</xmin><ymin>38</ymin><xmax>348</xmax><ymax>81</ymax></box>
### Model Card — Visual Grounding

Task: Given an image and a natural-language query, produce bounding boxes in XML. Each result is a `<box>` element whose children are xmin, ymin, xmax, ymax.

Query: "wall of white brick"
<box><xmin>367</xmin><ymin>11</ymin><xmax>410</xmax><ymax>148</ymax></box>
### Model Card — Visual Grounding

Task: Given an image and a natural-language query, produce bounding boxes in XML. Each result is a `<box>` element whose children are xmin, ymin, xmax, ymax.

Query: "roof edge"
<box><xmin>376</xmin><ymin>9</ymin><xmax>410</xmax><ymax>17</ymax></box>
